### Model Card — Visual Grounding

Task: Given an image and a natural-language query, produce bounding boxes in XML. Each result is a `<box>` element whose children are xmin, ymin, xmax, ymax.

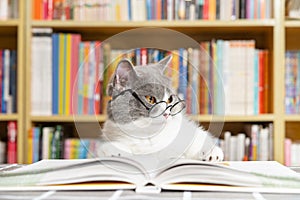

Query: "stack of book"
<box><xmin>284</xmin><ymin>138</ymin><xmax>300</xmax><ymax>166</ymax></box>
<box><xmin>0</xmin><ymin>121</ymin><xmax>17</xmax><ymax>164</ymax></box>
<box><xmin>31</xmin><ymin>29</ymin><xmax>270</xmax><ymax>116</ymax></box>
<box><xmin>217</xmin><ymin>123</ymin><xmax>273</xmax><ymax>161</ymax></box>
<box><xmin>0</xmin><ymin>0</ymin><xmax>18</xmax><ymax>19</ymax></box>
<box><xmin>285</xmin><ymin>50</ymin><xmax>300</xmax><ymax>114</ymax></box>
<box><xmin>32</xmin><ymin>0</ymin><xmax>272</xmax><ymax>21</ymax></box>
<box><xmin>27</xmin><ymin>125</ymin><xmax>100</xmax><ymax>164</ymax></box>
<box><xmin>0</xmin><ymin>49</ymin><xmax>17</xmax><ymax>114</ymax></box>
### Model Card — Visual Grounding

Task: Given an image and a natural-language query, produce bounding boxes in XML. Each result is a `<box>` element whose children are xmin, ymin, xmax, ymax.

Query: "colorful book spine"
<box><xmin>7</xmin><ymin>121</ymin><xmax>17</xmax><ymax>164</ymax></box>
<box><xmin>32</xmin><ymin>0</ymin><xmax>272</xmax><ymax>21</ymax></box>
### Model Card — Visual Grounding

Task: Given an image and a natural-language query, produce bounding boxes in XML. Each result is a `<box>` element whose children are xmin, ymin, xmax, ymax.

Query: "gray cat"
<box><xmin>98</xmin><ymin>55</ymin><xmax>223</xmax><ymax>163</ymax></box>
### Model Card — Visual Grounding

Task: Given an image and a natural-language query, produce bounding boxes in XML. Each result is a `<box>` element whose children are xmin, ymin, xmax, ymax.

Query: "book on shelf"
<box><xmin>284</xmin><ymin>138</ymin><xmax>300</xmax><ymax>167</ymax></box>
<box><xmin>0</xmin><ymin>121</ymin><xmax>17</xmax><ymax>164</ymax></box>
<box><xmin>0</xmin><ymin>49</ymin><xmax>17</xmax><ymax>114</ymax></box>
<box><xmin>285</xmin><ymin>50</ymin><xmax>300</xmax><ymax>114</ymax></box>
<box><xmin>1</xmin><ymin>157</ymin><xmax>300</xmax><ymax>193</ymax></box>
<box><xmin>0</xmin><ymin>0</ymin><xmax>18</xmax><ymax>19</ymax></box>
<box><xmin>7</xmin><ymin>121</ymin><xmax>17</xmax><ymax>164</ymax></box>
<box><xmin>31</xmin><ymin>28</ymin><xmax>270</xmax><ymax>116</ymax></box>
<box><xmin>32</xmin><ymin>0</ymin><xmax>272</xmax><ymax>21</ymax></box>
<box><xmin>286</xmin><ymin>0</ymin><xmax>300</xmax><ymax>19</ymax></box>
<box><xmin>218</xmin><ymin>123</ymin><xmax>273</xmax><ymax>162</ymax></box>
<box><xmin>27</xmin><ymin>124</ymin><xmax>100</xmax><ymax>164</ymax></box>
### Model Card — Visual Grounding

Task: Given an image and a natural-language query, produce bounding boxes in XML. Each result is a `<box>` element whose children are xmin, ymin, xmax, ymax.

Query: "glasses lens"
<box><xmin>170</xmin><ymin>101</ymin><xmax>186</xmax><ymax>115</ymax></box>
<box><xmin>149</xmin><ymin>102</ymin><xmax>167</xmax><ymax>118</ymax></box>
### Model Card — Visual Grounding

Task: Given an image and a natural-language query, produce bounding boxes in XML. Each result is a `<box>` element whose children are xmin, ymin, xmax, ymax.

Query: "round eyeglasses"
<box><xmin>111</xmin><ymin>89</ymin><xmax>186</xmax><ymax>118</ymax></box>
<box><xmin>148</xmin><ymin>100</ymin><xmax>186</xmax><ymax>118</ymax></box>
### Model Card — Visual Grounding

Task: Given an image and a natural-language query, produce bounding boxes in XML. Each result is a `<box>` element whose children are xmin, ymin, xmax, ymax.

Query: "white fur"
<box><xmin>99</xmin><ymin>113</ymin><xmax>223</xmax><ymax>162</ymax></box>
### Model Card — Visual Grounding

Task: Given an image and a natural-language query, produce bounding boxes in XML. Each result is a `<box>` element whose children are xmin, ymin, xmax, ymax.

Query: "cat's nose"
<box><xmin>163</xmin><ymin>113</ymin><xmax>169</xmax><ymax>119</ymax></box>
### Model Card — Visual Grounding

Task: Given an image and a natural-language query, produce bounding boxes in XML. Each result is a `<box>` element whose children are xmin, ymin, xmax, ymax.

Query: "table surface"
<box><xmin>0</xmin><ymin>164</ymin><xmax>299</xmax><ymax>199</ymax></box>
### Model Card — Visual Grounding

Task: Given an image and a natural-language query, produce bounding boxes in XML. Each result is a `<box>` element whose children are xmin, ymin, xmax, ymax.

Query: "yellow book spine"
<box><xmin>172</xmin><ymin>50</ymin><xmax>179</xmax><ymax>91</ymax></box>
<box><xmin>27</xmin><ymin>128</ymin><xmax>33</xmax><ymax>164</ymax></box>
<box><xmin>58</xmin><ymin>34</ymin><xmax>65</xmax><ymax>115</ymax></box>
<box><xmin>65</xmin><ymin>34</ymin><xmax>72</xmax><ymax>115</ymax></box>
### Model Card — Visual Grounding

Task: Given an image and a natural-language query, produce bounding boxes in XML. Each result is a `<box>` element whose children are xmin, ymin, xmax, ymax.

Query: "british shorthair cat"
<box><xmin>98</xmin><ymin>55</ymin><xmax>223</xmax><ymax>163</ymax></box>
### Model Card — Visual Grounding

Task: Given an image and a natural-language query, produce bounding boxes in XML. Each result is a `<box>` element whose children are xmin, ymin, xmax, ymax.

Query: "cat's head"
<box><xmin>106</xmin><ymin>55</ymin><xmax>185</xmax><ymax>124</ymax></box>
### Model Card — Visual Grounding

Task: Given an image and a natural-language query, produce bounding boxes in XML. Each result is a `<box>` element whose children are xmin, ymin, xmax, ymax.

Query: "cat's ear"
<box><xmin>107</xmin><ymin>59</ymin><xmax>137</xmax><ymax>96</ymax></box>
<box><xmin>157</xmin><ymin>55</ymin><xmax>172</xmax><ymax>73</ymax></box>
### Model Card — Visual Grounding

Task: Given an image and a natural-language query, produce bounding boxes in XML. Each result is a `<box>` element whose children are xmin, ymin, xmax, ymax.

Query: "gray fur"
<box><xmin>107</xmin><ymin>57</ymin><xmax>173</xmax><ymax>124</ymax></box>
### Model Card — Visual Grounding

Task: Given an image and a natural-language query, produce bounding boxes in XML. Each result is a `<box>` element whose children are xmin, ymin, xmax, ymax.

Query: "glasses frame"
<box><xmin>111</xmin><ymin>89</ymin><xmax>186</xmax><ymax>118</ymax></box>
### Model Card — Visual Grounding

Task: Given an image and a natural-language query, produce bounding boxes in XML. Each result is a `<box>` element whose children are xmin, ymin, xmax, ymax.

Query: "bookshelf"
<box><xmin>16</xmin><ymin>0</ymin><xmax>297</xmax><ymax>164</ymax></box>
<box><xmin>0</xmin><ymin>1</ymin><xmax>25</xmax><ymax>163</ymax></box>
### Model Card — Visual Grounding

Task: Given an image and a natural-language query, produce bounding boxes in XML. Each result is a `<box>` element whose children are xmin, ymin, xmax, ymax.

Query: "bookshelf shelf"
<box><xmin>285</xmin><ymin>20</ymin><xmax>300</xmax><ymax>27</ymax></box>
<box><xmin>190</xmin><ymin>114</ymin><xmax>275</xmax><ymax>122</ymax></box>
<box><xmin>31</xmin><ymin>19</ymin><xmax>276</xmax><ymax>28</ymax></box>
<box><xmin>0</xmin><ymin>20</ymin><xmax>20</xmax><ymax>27</ymax></box>
<box><xmin>30</xmin><ymin>115</ymin><xmax>107</xmax><ymax>122</ymax></box>
<box><xmin>284</xmin><ymin>115</ymin><xmax>300</xmax><ymax>122</ymax></box>
<box><xmin>0</xmin><ymin>114</ymin><xmax>19</xmax><ymax>121</ymax></box>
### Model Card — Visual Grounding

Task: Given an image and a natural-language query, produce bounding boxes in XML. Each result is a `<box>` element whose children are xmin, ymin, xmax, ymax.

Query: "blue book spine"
<box><xmin>254</xmin><ymin>50</ymin><xmax>259</xmax><ymax>115</ymax></box>
<box><xmin>9</xmin><ymin>50</ymin><xmax>17</xmax><ymax>113</ymax></box>
<box><xmin>146</xmin><ymin>0</ymin><xmax>152</xmax><ymax>20</ymax></box>
<box><xmin>135</xmin><ymin>48</ymin><xmax>141</xmax><ymax>65</ymax></box>
<box><xmin>250</xmin><ymin>0</ymin><xmax>254</xmax><ymax>19</ymax></box>
<box><xmin>1</xmin><ymin>50</ymin><xmax>8</xmax><ymax>113</ymax></box>
<box><xmin>33</xmin><ymin>127</ymin><xmax>40</xmax><ymax>163</ymax></box>
<box><xmin>178</xmin><ymin>48</ymin><xmax>187</xmax><ymax>100</ymax></box>
<box><xmin>52</xmin><ymin>34</ymin><xmax>59</xmax><ymax>115</ymax></box>
<box><xmin>128</xmin><ymin>0</ymin><xmax>132</xmax><ymax>20</ymax></box>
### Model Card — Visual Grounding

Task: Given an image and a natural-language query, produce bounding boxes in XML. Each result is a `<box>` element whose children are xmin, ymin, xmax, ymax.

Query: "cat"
<box><xmin>98</xmin><ymin>55</ymin><xmax>224</xmax><ymax>165</ymax></box>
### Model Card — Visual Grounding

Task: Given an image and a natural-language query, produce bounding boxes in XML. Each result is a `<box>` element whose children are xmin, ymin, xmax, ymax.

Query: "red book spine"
<box><xmin>258</xmin><ymin>50</ymin><xmax>264</xmax><ymax>114</ymax></box>
<box><xmin>94</xmin><ymin>41</ymin><xmax>101</xmax><ymax>115</ymax></box>
<box><xmin>43</xmin><ymin>0</ymin><xmax>48</xmax><ymax>19</ymax></box>
<box><xmin>203</xmin><ymin>0</ymin><xmax>209</xmax><ymax>20</ymax></box>
<box><xmin>141</xmin><ymin>48</ymin><xmax>147</xmax><ymax>66</ymax></box>
<box><xmin>263</xmin><ymin>50</ymin><xmax>269</xmax><ymax>113</ymax></box>
<box><xmin>156</xmin><ymin>0</ymin><xmax>162</xmax><ymax>20</ymax></box>
<box><xmin>7</xmin><ymin>121</ymin><xmax>17</xmax><ymax>164</ymax></box>
<box><xmin>70</xmin><ymin>34</ymin><xmax>81</xmax><ymax>115</ymax></box>
<box><xmin>47</xmin><ymin>0</ymin><xmax>54</xmax><ymax>19</ymax></box>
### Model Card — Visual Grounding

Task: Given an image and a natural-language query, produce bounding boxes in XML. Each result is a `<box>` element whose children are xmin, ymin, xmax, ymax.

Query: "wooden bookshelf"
<box><xmin>0</xmin><ymin>1</ymin><xmax>25</xmax><ymax>163</ymax></box>
<box><xmin>17</xmin><ymin>0</ymin><xmax>298</xmax><ymax>164</ymax></box>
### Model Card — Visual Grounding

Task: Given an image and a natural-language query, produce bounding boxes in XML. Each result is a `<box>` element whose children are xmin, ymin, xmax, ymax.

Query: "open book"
<box><xmin>1</xmin><ymin>157</ymin><xmax>300</xmax><ymax>193</ymax></box>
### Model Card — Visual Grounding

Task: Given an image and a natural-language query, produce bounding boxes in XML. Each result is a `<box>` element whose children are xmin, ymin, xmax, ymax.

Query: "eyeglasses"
<box><xmin>111</xmin><ymin>89</ymin><xmax>186</xmax><ymax>118</ymax></box>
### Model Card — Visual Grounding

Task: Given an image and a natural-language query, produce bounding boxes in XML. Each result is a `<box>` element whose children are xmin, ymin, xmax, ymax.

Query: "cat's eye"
<box><xmin>167</xmin><ymin>95</ymin><xmax>174</xmax><ymax>104</ymax></box>
<box><xmin>145</xmin><ymin>96</ymin><xmax>157</xmax><ymax>104</ymax></box>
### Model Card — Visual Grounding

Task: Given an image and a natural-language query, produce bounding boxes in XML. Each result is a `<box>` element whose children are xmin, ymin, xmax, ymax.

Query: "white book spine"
<box><xmin>167</xmin><ymin>0</ymin><xmax>174</xmax><ymax>21</ymax></box>
<box><xmin>236</xmin><ymin>133</ymin><xmax>245</xmax><ymax>161</ymax></box>
<box><xmin>0</xmin><ymin>0</ymin><xmax>8</xmax><ymax>19</ymax></box>
<box><xmin>229</xmin><ymin>136</ymin><xmax>237</xmax><ymax>161</ymax></box>
<box><xmin>291</xmin><ymin>143</ymin><xmax>298</xmax><ymax>166</ymax></box>
<box><xmin>224</xmin><ymin>131</ymin><xmax>231</xmax><ymax>161</ymax></box>
<box><xmin>259</xmin><ymin>127</ymin><xmax>269</xmax><ymax>161</ymax></box>
<box><xmin>246</xmin><ymin>40</ymin><xmax>255</xmax><ymax>115</ymax></box>
<box><xmin>42</xmin><ymin>127</ymin><xmax>50</xmax><ymax>159</ymax></box>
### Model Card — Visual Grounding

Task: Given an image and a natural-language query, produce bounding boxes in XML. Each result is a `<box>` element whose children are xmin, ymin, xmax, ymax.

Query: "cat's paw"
<box><xmin>199</xmin><ymin>146</ymin><xmax>224</xmax><ymax>162</ymax></box>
